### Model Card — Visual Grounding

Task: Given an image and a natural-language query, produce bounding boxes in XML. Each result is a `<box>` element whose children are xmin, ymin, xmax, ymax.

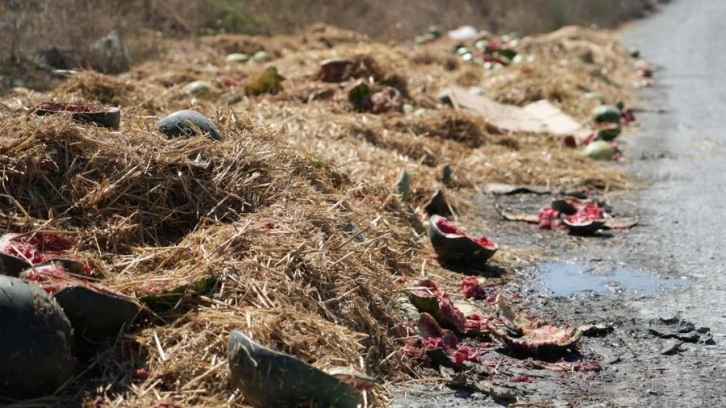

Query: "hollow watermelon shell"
<box><xmin>592</xmin><ymin>104</ymin><xmax>621</xmax><ymax>124</ymax></box>
<box><xmin>562</xmin><ymin>202</ymin><xmax>606</xmax><ymax>235</ymax></box>
<box><xmin>23</xmin><ymin>262</ymin><xmax>140</xmax><ymax>342</ymax></box>
<box><xmin>0</xmin><ymin>276</ymin><xmax>75</xmax><ymax>399</ymax></box>
<box><xmin>428</xmin><ymin>215</ymin><xmax>497</xmax><ymax>265</ymax></box>
<box><xmin>228</xmin><ymin>330</ymin><xmax>362</xmax><ymax>407</ymax></box>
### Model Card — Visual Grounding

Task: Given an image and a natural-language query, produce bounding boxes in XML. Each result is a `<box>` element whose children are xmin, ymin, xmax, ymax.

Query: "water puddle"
<box><xmin>532</xmin><ymin>262</ymin><xmax>687</xmax><ymax>297</ymax></box>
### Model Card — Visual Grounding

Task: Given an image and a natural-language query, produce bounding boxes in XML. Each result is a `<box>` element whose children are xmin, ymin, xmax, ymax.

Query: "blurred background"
<box><xmin>0</xmin><ymin>0</ymin><xmax>663</xmax><ymax>92</ymax></box>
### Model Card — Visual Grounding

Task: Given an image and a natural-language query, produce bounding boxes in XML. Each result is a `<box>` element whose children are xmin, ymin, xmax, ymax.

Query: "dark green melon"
<box><xmin>227</xmin><ymin>331</ymin><xmax>362</xmax><ymax>408</ymax></box>
<box><xmin>156</xmin><ymin>110</ymin><xmax>222</xmax><ymax>141</ymax></box>
<box><xmin>591</xmin><ymin>104</ymin><xmax>621</xmax><ymax>125</ymax></box>
<box><xmin>0</xmin><ymin>276</ymin><xmax>74</xmax><ymax>399</ymax></box>
<box><xmin>596</xmin><ymin>124</ymin><xmax>622</xmax><ymax>141</ymax></box>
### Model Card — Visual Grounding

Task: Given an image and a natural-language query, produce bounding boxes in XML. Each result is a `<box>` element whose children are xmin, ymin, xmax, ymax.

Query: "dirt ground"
<box><xmin>392</xmin><ymin>1</ymin><xmax>726</xmax><ymax>406</ymax></box>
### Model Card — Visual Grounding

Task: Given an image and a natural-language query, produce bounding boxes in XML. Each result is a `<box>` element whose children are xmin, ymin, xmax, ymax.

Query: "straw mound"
<box><xmin>483</xmin><ymin>26</ymin><xmax>638</xmax><ymax>121</ymax></box>
<box><xmin>1</xmin><ymin>113</ymin><xmax>286</xmax><ymax>248</ymax></box>
<box><xmin>0</xmin><ymin>23</ymin><xmax>639</xmax><ymax>407</ymax></box>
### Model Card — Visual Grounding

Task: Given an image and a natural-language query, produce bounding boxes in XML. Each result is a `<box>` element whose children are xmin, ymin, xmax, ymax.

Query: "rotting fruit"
<box><xmin>428</xmin><ymin>215</ymin><xmax>497</xmax><ymax>265</ymax></box>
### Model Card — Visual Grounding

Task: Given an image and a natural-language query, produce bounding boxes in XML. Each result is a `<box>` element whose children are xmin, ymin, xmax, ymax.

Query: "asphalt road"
<box><xmin>621</xmin><ymin>0</ymin><xmax>726</xmax><ymax>323</ymax></box>
<box><xmin>600</xmin><ymin>0</ymin><xmax>726</xmax><ymax>404</ymax></box>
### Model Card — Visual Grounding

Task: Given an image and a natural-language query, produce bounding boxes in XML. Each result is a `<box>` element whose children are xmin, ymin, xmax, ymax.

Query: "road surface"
<box><xmin>393</xmin><ymin>1</ymin><xmax>726</xmax><ymax>406</ymax></box>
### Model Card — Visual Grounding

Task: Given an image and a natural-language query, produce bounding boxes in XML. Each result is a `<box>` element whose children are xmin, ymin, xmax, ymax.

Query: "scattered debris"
<box><xmin>496</xmin><ymin>199</ymin><xmax>638</xmax><ymax>234</ymax></box>
<box><xmin>489</xmin><ymin>295</ymin><xmax>582</xmax><ymax>357</ymax></box>
<box><xmin>660</xmin><ymin>340</ymin><xmax>684</xmax><ymax>356</ymax></box>
<box><xmin>445</xmin><ymin>86</ymin><xmax>591</xmax><ymax>138</ymax></box>
<box><xmin>648</xmin><ymin>317</ymin><xmax>714</xmax><ymax>345</ymax></box>
<box><xmin>0</xmin><ymin>16</ymin><xmax>655</xmax><ymax>406</ymax></box>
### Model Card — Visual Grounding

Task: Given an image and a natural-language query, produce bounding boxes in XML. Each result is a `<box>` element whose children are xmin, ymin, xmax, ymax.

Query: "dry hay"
<box><xmin>483</xmin><ymin>25</ymin><xmax>639</xmax><ymax>122</ymax></box>
<box><xmin>0</xmin><ymin>23</ymin><xmax>639</xmax><ymax>407</ymax></box>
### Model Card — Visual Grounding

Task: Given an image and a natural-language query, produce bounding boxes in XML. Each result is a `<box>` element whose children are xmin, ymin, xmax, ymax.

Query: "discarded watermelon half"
<box><xmin>0</xmin><ymin>275</ymin><xmax>75</xmax><ymax>399</ymax></box>
<box><xmin>227</xmin><ymin>331</ymin><xmax>363</xmax><ymax>408</ymax></box>
<box><xmin>22</xmin><ymin>260</ymin><xmax>140</xmax><ymax>343</ymax></box>
<box><xmin>0</xmin><ymin>232</ymin><xmax>96</xmax><ymax>279</ymax></box>
<box><xmin>35</xmin><ymin>102</ymin><xmax>121</xmax><ymax>129</ymax></box>
<box><xmin>561</xmin><ymin>201</ymin><xmax>606</xmax><ymax>235</ymax></box>
<box><xmin>428</xmin><ymin>215</ymin><xmax>497</xmax><ymax>265</ymax></box>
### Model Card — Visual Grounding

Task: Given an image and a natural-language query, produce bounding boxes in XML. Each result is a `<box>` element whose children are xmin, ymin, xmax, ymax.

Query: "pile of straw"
<box><xmin>0</xmin><ymin>23</ymin><xmax>640</xmax><ymax>407</ymax></box>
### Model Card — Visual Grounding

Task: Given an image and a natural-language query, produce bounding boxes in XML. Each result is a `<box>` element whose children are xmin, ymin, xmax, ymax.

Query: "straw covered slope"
<box><xmin>0</xmin><ymin>24</ymin><xmax>639</xmax><ymax>406</ymax></box>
